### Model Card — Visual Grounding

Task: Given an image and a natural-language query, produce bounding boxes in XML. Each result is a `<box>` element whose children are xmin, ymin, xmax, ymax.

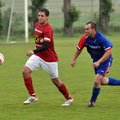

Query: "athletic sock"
<box><xmin>90</xmin><ymin>86</ymin><xmax>101</xmax><ymax>103</ymax></box>
<box><xmin>24</xmin><ymin>76</ymin><xmax>35</xmax><ymax>96</ymax></box>
<box><xmin>58</xmin><ymin>83</ymin><xmax>72</xmax><ymax>99</ymax></box>
<box><xmin>108</xmin><ymin>77</ymin><xmax>120</xmax><ymax>85</ymax></box>
<box><xmin>31</xmin><ymin>93</ymin><xmax>37</xmax><ymax>98</ymax></box>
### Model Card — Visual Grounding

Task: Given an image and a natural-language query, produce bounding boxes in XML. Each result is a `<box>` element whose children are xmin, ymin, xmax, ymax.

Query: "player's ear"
<box><xmin>46</xmin><ymin>16</ymin><xmax>49</xmax><ymax>20</ymax></box>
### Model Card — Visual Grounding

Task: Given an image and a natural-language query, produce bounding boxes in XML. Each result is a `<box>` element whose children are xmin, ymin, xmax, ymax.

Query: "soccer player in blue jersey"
<box><xmin>71</xmin><ymin>21</ymin><xmax>120</xmax><ymax>107</ymax></box>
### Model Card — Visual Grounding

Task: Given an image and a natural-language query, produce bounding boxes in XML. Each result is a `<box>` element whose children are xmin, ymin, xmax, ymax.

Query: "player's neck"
<box><xmin>91</xmin><ymin>31</ymin><xmax>96</xmax><ymax>40</ymax></box>
<box><xmin>40</xmin><ymin>21</ymin><xmax>48</xmax><ymax>26</ymax></box>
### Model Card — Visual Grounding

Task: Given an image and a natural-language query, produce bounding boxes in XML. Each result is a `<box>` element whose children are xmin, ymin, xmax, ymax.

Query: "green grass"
<box><xmin>0</xmin><ymin>33</ymin><xmax>120</xmax><ymax>120</ymax></box>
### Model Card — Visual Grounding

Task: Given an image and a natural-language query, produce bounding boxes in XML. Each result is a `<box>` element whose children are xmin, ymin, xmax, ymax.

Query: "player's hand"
<box><xmin>26</xmin><ymin>50</ymin><xmax>34</xmax><ymax>56</ymax></box>
<box><xmin>93</xmin><ymin>61</ymin><xmax>100</xmax><ymax>68</ymax></box>
<box><xmin>71</xmin><ymin>59</ymin><xmax>76</xmax><ymax>67</ymax></box>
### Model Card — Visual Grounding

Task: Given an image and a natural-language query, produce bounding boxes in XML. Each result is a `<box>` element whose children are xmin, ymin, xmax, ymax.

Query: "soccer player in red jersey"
<box><xmin>22</xmin><ymin>8</ymin><xmax>73</xmax><ymax>106</ymax></box>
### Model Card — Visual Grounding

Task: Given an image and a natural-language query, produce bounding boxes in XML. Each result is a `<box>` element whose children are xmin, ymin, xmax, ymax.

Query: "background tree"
<box><xmin>2</xmin><ymin>8</ymin><xmax>11</xmax><ymax>36</ymax></box>
<box><xmin>29</xmin><ymin>0</ymin><xmax>47</xmax><ymax>35</ymax></box>
<box><xmin>63</xmin><ymin>0</ymin><xmax>79</xmax><ymax>35</ymax></box>
<box><xmin>0</xmin><ymin>0</ymin><xmax>3</xmax><ymax>35</ymax></box>
<box><xmin>99</xmin><ymin>0</ymin><xmax>113</xmax><ymax>33</ymax></box>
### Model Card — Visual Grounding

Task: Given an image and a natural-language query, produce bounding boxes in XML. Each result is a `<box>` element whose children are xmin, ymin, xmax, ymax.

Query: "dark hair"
<box><xmin>86</xmin><ymin>21</ymin><xmax>96</xmax><ymax>30</ymax></box>
<box><xmin>39</xmin><ymin>8</ymin><xmax>49</xmax><ymax>16</ymax></box>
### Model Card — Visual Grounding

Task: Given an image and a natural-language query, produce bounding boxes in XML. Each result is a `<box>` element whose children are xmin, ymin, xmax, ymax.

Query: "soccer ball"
<box><xmin>0</xmin><ymin>53</ymin><xmax>4</xmax><ymax>65</ymax></box>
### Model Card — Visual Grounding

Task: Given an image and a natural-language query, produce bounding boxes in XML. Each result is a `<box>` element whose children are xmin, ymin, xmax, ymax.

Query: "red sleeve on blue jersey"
<box><xmin>77</xmin><ymin>34</ymin><xmax>87</xmax><ymax>50</ymax></box>
<box><xmin>105</xmin><ymin>47</ymin><xmax>111</xmax><ymax>51</ymax></box>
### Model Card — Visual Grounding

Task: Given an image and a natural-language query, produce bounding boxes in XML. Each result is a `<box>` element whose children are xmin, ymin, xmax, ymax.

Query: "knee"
<box><xmin>100</xmin><ymin>77</ymin><xmax>109</xmax><ymax>85</ymax></box>
<box><xmin>100</xmin><ymin>81</ymin><xmax>104</xmax><ymax>85</ymax></box>
<box><xmin>52</xmin><ymin>78</ymin><xmax>58</xmax><ymax>84</ymax></box>
<box><xmin>22</xmin><ymin>68</ymin><xmax>27</xmax><ymax>76</ymax></box>
<box><xmin>94</xmin><ymin>79</ymin><xmax>100</xmax><ymax>86</ymax></box>
<box><xmin>51</xmin><ymin>77</ymin><xmax>62</xmax><ymax>87</ymax></box>
<box><xmin>22</xmin><ymin>67</ymin><xmax>31</xmax><ymax>79</ymax></box>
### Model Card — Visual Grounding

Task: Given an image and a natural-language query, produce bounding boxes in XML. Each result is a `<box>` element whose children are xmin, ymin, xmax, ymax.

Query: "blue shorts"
<box><xmin>94</xmin><ymin>60</ymin><xmax>112</xmax><ymax>76</ymax></box>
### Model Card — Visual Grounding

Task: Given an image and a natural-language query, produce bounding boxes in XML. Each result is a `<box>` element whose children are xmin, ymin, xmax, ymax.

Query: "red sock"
<box><xmin>58</xmin><ymin>83</ymin><xmax>72</xmax><ymax>99</ymax></box>
<box><xmin>24</xmin><ymin>76</ymin><xmax>36</xmax><ymax>96</ymax></box>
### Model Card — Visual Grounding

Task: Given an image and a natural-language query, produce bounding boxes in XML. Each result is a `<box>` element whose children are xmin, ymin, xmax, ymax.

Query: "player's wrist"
<box><xmin>32</xmin><ymin>50</ymin><xmax>34</xmax><ymax>54</ymax></box>
<box><xmin>98</xmin><ymin>60</ymin><xmax>101</xmax><ymax>64</ymax></box>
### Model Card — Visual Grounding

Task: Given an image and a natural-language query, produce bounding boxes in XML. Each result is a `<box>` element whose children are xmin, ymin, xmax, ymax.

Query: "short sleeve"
<box><xmin>77</xmin><ymin>34</ymin><xmax>87</xmax><ymax>50</ymax></box>
<box><xmin>43</xmin><ymin>28</ymin><xmax>52</xmax><ymax>42</ymax></box>
<box><xmin>100</xmin><ymin>37</ymin><xmax>113</xmax><ymax>51</ymax></box>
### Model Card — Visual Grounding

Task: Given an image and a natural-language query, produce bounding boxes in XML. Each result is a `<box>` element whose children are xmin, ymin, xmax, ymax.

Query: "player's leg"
<box><xmin>100</xmin><ymin>59</ymin><xmax>120</xmax><ymax>85</ymax></box>
<box><xmin>51</xmin><ymin>77</ymin><xmax>71</xmax><ymax>99</ymax></box>
<box><xmin>89</xmin><ymin>61</ymin><xmax>112</xmax><ymax>107</ymax></box>
<box><xmin>88</xmin><ymin>73</ymin><xmax>103</xmax><ymax>107</ymax></box>
<box><xmin>101</xmin><ymin>77</ymin><xmax>120</xmax><ymax>85</ymax></box>
<box><xmin>51</xmin><ymin>77</ymin><xmax>74</xmax><ymax>106</ymax></box>
<box><xmin>22</xmin><ymin>55</ymin><xmax>40</xmax><ymax>104</ymax></box>
<box><xmin>108</xmin><ymin>77</ymin><xmax>120</xmax><ymax>85</ymax></box>
<box><xmin>22</xmin><ymin>66</ymin><xmax>36</xmax><ymax>96</ymax></box>
<box><xmin>22</xmin><ymin>66</ymin><xmax>38</xmax><ymax>105</ymax></box>
<box><xmin>41</xmin><ymin>60</ymin><xmax>73</xmax><ymax>106</ymax></box>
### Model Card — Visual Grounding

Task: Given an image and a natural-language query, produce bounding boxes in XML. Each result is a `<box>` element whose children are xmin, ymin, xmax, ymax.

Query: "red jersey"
<box><xmin>34</xmin><ymin>22</ymin><xmax>58</xmax><ymax>62</ymax></box>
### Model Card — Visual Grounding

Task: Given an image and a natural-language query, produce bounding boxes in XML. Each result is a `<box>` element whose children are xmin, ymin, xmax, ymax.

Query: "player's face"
<box><xmin>38</xmin><ymin>12</ymin><xmax>49</xmax><ymax>25</ymax></box>
<box><xmin>85</xmin><ymin>24</ymin><xmax>95</xmax><ymax>38</ymax></box>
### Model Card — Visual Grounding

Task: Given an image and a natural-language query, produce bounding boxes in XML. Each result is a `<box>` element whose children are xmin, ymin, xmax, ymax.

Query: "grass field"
<box><xmin>0</xmin><ymin>33</ymin><xmax>120</xmax><ymax>120</ymax></box>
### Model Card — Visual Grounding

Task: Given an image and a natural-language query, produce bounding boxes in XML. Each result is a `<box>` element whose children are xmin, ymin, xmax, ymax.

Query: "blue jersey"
<box><xmin>77</xmin><ymin>31</ymin><xmax>113</xmax><ymax>64</ymax></box>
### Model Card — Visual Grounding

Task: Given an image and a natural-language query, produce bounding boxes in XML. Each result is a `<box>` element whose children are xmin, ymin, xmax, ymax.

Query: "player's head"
<box><xmin>85</xmin><ymin>21</ymin><xmax>96</xmax><ymax>38</ymax></box>
<box><xmin>39</xmin><ymin>8</ymin><xmax>49</xmax><ymax>17</ymax></box>
<box><xmin>38</xmin><ymin>8</ymin><xmax>49</xmax><ymax>25</ymax></box>
<box><xmin>86</xmin><ymin>21</ymin><xmax>96</xmax><ymax>30</ymax></box>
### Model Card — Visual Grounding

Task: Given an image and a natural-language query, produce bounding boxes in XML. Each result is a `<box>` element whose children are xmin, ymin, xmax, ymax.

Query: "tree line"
<box><xmin>0</xmin><ymin>0</ymin><xmax>114</xmax><ymax>36</ymax></box>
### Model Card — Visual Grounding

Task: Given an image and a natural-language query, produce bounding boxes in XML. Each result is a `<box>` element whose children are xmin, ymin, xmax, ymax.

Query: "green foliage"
<box><xmin>101</xmin><ymin>0</ymin><xmax>114</xmax><ymax>15</ymax></box>
<box><xmin>2</xmin><ymin>8</ymin><xmax>10</xmax><ymax>35</ymax></box>
<box><xmin>100</xmin><ymin>0</ymin><xmax>114</xmax><ymax>23</ymax></box>
<box><xmin>69</xmin><ymin>5</ymin><xmax>80</xmax><ymax>24</ymax></box>
<box><xmin>0</xmin><ymin>0</ymin><xmax>3</xmax><ymax>35</ymax></box>
<box><xmin>65</xmin><ymin>5</ymin><xmax>79</xmax><ymax>26</ymax></box>
<box><xmin>2</xmin><ymin>8</ymin><xmax>24</xmax><ymax>36</ymax></box>
<box><xmin>109</xmin><ymin>25</ymin><xmax>120</xmax><ymax>32</ymax></box>
<box><xmin>93</xmin><ymin>0</ymin><xmax>114</xmax><ymax>33</ymax></box>
<box><xmin>29</xmin><ymin>0</ymin><xmax>47</xmax><ymax>20</ymax></box>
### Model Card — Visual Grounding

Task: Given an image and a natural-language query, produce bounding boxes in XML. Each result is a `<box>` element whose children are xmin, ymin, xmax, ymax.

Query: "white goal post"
<box><xmin>6</xmin><ymin>0</ymin><xmax>29</xmax><ymax>43</ymax></box>
<box><xmin>24</xmin><ymin>0</ymin><xmax>28</xmax><ymax>43</ymax></box>
<box><xmin>7</xmin><ymin>0</ymin><xmax>15</xmax><ymax>43</ymax></box>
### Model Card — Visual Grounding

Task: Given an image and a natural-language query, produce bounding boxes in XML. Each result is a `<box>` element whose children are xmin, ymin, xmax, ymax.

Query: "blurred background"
<box><xmin>0</xmin><ymin>0</ymin><xmax>120</xmax><ymax>43</ymax></box>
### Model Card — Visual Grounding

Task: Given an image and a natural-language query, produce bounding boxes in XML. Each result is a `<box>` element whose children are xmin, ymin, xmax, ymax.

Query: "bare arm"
<box><xmin>71</xmin><ymin>49</ymin><xmax>82</xmax><ymax>67</ymax></box>
<box><xmin>93</xmin><ymin>49</ymin><xmax>112</xmax><ymax>68</ymax></box>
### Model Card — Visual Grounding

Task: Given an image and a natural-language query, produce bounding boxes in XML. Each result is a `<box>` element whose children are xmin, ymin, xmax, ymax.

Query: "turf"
<box><xmin>0</xmin><ymin>33</ymin><xmax>120</xmax><ymax>120</ymax></box>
